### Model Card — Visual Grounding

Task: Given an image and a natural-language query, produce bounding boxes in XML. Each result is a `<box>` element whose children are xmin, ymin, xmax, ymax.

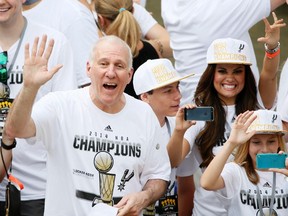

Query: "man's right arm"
<box><xmin>4</xmin><ymin>87</ymin><xmax>37</xmax><ymax>139</ymax></box>
<box><xmin>5</xmin><ymin>35</ymin><xmax>62</xmax><ymax>139</ymax></box>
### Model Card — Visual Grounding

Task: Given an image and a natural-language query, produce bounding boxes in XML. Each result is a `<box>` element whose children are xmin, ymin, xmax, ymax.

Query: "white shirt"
<box><xmin>32</xmin><ymin>89</ymin><xmax>171</xmax><ymax>216</ymax></box>
<box><xmin>219</xmin><ymin>162</ymin><xmax>288</xmax><ymax>215</ymax></box>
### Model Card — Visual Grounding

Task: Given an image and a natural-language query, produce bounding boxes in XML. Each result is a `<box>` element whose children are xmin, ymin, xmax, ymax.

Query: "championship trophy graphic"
<box><xmin>94</xmin><ymin>151</ymin><xmax>116</xmax><ymax>206</ymax></box>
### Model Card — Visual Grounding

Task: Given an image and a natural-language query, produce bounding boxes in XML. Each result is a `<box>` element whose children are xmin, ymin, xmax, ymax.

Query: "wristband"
<box><xmin>265</xmin><ymin>49</ymin><xmax>280</xmax><ymax>59</ymax></box>
<box><xmin>1</xmin><ymin>138</ymin><xmax>16</xmax><ymax>150</ymax></box>
<box><xmin>264</xmin><ymin>42</ymin><xmax>280</xmax><ymax>54</ymax></box>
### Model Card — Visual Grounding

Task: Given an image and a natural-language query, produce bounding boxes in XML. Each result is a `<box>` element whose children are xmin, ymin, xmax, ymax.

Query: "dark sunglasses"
<box><xmin>0</xmin><ymin>51</ymin><xmax>8</xmax><ymax>84</ymax></box>
<box><xmin>0</xmin><ymin>51</ymin><xmax>10</xmax><ymax>98</ymax></box>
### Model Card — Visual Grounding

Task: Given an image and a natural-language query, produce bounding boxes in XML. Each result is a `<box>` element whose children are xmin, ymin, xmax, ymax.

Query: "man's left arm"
<box><xmin>115</xmin><ymin>179</ymin><xmax>168</xmax><ymax>216</ymax></box>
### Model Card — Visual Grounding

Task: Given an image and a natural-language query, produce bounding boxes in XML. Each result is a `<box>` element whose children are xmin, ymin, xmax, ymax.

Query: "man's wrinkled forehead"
<box><xmin>94</xmin><ymin>41</ymin><xmax>130</xmax><ymax>62</ymax></box>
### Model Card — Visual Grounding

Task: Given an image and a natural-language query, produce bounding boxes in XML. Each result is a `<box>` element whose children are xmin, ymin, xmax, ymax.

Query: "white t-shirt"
<box><xmin>219</xmin><ymin>162</ymin><xmax>288</xmax><ymax>215</ymax></box>
<box><xmin>161</xmin><ymin>0</ymin><xmax>270</xmax><ymax>105</ymax></box>
<box><xmin>133</xmin><ymin>3</ymin><xmax>157</xmax><ymax>38</ymax></box>
<box><xmin>31</xmin><ymin>88</ymin><xmax>171</xmax><ymax>216</ymax></box>
<box><xmin>145</xmin><ymin>117</ymin><xmax>178</xmax><ymax>216</ymax></box>
<box><xmin>23</xmin><ymin>0</ymin><xmax>97</xmax><ymax>87</ymax></box>
<box><xmin>0</xmin><ymin>20</ymin><xmax>77</xmax><ymax>201</ymax></box>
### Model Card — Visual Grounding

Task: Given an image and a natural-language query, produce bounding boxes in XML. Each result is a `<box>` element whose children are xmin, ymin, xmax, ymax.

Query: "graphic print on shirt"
<box><xmin>239</xmin><ymin>187</ymin><xmax>287</xmax><ymax>215</ymax></box>
<box><xmin>74</xmin><ymin>129</ymin><xmax>141</xmax><ymax>207</ymax></box>
<box><xmin>92</xmin><ymin>153</ymin><xmax>136</xmax><ymax>206</ymax></box>
<box><xmin>93</xmin><ymin>151</ymin><xmax>116</xmax><ymax>206</ymax></box>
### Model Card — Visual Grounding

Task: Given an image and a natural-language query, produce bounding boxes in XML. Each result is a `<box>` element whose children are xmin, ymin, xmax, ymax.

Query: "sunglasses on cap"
<box><xmin>0</xmin><ymin>51</ymin><xmax>10</xmax><ymax>98</ymax></box>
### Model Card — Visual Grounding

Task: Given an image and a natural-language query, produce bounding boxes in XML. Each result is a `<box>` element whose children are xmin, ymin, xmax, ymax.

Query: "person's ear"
<box><xmin>97</xmin><ymin>15</ymin><xmax>109</xmax><ymax>31</ymax></box>
<box><xmin>140</xmin><ymin>93</ymin><xmax>149</xmax><ymax>103</ymax></box>
<box><xmin>97</xmin><ymin>15</ymin><xmax>104</xmax><ymax>26</ymax></box>
<box><xmin>127</xmin><ymin>68</ymin><xmax>134</xmax><ymax>84</ymax></box>
<box><xmin>86</xmin><ymin>61</ymin><xmax>92</xmax><ymax>78</ymax></box>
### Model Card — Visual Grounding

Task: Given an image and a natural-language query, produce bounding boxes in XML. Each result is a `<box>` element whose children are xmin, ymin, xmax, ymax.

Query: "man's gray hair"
<box><xmin>89</xmin><ymin>35</ymin><xmax>133</xmax><ymax>68</ymax></box>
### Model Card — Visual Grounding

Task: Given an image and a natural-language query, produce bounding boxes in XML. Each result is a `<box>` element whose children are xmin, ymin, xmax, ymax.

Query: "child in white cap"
<box><xmin>201</xmin><ymin>109</ymin><xmax>288</xmax><ymax>215</ymax></box>
<box><xmin>133</xmin><ymin>58</ymin><xmax>195</xmax><ymax>215</ymax></box>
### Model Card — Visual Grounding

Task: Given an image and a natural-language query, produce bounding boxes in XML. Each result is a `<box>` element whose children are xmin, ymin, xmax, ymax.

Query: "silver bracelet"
<box><xmin>264</xmin><ymin>42</ymin><xmax>280</xmax><ymax>54</ymax></box>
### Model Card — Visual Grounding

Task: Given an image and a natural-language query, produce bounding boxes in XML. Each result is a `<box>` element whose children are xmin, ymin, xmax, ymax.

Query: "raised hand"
<box><xmin>227</xmin><ymin>111</ymin><xmax>257</xmax><ymax>148</ymax></box>
<box><xmin>257</xmin><ymin>12</ymin><xmax>286</xmax><ymax>48</ymax></box>
<box><xmin>23</xmin><ymin>35</ymin><xmax>63</xmax><ymax>90</ymax></box>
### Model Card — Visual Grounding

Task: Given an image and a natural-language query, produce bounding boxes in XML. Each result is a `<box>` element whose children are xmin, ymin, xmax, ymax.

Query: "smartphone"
<box><xmin>184</xmin><ymin>107</ymin><xmax>214</xmax><ymax>121</ymax></box>
<box><xmin>256</xmin><ymin>153</ymin><xmax>287</xmax><ymax>169</ymax></box>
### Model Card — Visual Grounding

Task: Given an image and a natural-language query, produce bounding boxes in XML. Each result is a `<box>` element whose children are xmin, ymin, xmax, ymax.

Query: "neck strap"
<box><xmin>0</xmin><ymin>147</ymin><xmax>10</xmax><ymax>179</ymax></box>
<box><xmin>7</xmin><ymin>17</ymin><xmax>28</xmax><ymax>77</ymax></box>
<box><xmin>165</xmin><ymin>117</ymin><xmax>171</xmax><ymax>137</ymax></box>
<box><xmin>256</xmin><ymin>172</ymin><xmax>276</xmax><ymax>216</ymax></box>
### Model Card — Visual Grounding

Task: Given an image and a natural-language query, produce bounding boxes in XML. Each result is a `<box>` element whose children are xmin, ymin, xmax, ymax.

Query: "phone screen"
<box><xmin>184</xmin><ymin>107</ymin><xmax>214</xmax><ymax>121</ymax></box>
<box><xmin>256</xmin><ymin>153</ymin><xmax>287</xmax><ymax>169</ymax></box>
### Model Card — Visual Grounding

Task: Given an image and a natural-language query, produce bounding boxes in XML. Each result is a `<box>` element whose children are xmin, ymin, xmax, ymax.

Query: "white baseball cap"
<box><xmin>247</xmin><ymin>110</ymin><xmax>287</xmax><ymax>135</ymax></box>
<box><xmin>207</xmin><ymin>38</ymin><xmax>252</xmax><ymax>65</ymax></box>
<box><xmin>133</xmin><ymin>59</ymin><xmax>194</xmax><ymax>95</ymax></box>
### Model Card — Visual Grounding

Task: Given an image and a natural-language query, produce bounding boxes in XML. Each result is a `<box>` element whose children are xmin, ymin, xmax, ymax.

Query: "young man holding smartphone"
<box><xmin>133</xmin><ymin>58</ymin><xmax>195</xmax><ymax>215</ymax></box>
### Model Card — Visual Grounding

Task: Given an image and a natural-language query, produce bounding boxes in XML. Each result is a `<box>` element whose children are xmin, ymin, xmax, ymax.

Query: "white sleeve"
<box><xmin>216</xmin><ymin>162</ymin><xmax>241</xmax><ymax>202</ymax></box>
<box><xmin>176</xmin><ymin>122</ymin><xmax>205</xmax><ymax>177</ymax></box>
<box><xmin>176</xmin><ymin>151</ymin><xmax>199</xmax><ymax>177</ymax></box>
<box><xmin>140</xmin><ymin>112</ymin><xmax>171</xmax><ymax>185</ymax></box>
<box><xmin>133</xmin><ymin>2</ymin><xmax>157</xmax><ymax>37</ymax></box>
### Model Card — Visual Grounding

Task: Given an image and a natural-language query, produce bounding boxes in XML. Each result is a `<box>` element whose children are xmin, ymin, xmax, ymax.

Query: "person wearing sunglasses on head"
<box><xmin>0</xmin><ymin>0</ymin><xmax>77</xmax><ymax>215</ymax></box>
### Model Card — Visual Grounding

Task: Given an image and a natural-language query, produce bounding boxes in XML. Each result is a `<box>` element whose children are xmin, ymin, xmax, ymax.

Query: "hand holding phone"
<box><xmin>184</xmin><ymin>106</ymin><xmax>214</xmax><ymax>121</ymax></box>
<box><xmin>256</xmin><ymin>153</ymin><xmax>287</xmax><ymax>169</ymax></box>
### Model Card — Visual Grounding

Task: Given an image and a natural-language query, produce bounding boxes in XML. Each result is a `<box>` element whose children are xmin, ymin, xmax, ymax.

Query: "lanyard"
<box><xmin>7</xmin><ymin>17</ymin><xmax>28</xmax><ymax>77</ymax></box>
<box><xmin>165</xmin><ymin>117</ymin><xmax>171</xmax><ymax>137</ymax></box>
<box><xmin>256</xmin><ymin>172</ymin><xmax>276</xmax><ymax>216</ymax></box>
